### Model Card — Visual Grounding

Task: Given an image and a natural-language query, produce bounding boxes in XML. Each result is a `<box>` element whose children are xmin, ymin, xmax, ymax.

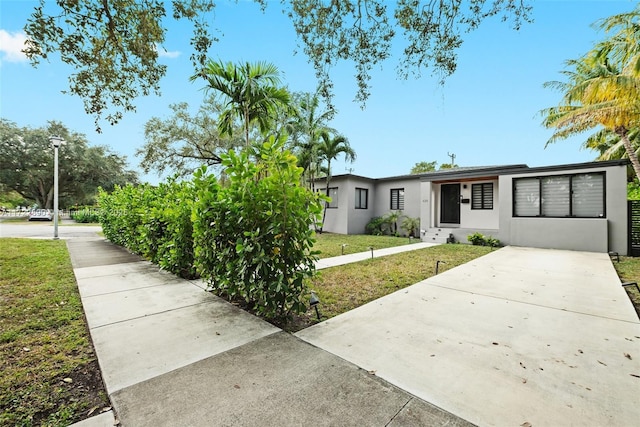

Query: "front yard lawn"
<box><xmin>312</xmin><ymin>233</ymin><xmax>417</xmax><ymax>258</ymax></box>
<box><xmin>0</xmin><ymin>238</ymin><xmax>109</xmax><ymax>426</ymax></box>
<box><xmin>286</xmin><ymin>244</ymin><xmax>493</xmax><ymax>331</ymax></box>
<box><xmin>612</xmin><ymin>256</ymin><xmax>640</xmax><ymax>318</ymax></box>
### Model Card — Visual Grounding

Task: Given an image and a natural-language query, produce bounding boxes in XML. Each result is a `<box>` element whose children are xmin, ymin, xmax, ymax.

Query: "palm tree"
<box><xmin>542</xmin><ymin>7</ymin><xmax>640</xmax><ymax>181</ymax></box>
<box><xmin>191</xmin><ymin>60</ymin><xmax>291</xmax><ymax>147</ymax></box>
<box><xmin>317</xmin><ymin>131</ymin><xmax>356</xmax><ymax>231</ymax></box>
<box><xmin>288</xmin><ymin>92</ymin><xmax>335</xmax><ymax>190</ymax></box>
<box><xmin>583</xmin><ymin>127</ymin><xmax>640</xmax><ymax>161</ymax></box>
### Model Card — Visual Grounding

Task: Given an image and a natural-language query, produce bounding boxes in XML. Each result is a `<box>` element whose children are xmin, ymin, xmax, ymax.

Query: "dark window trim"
<box><xmin>326</xmin><ymin>187</ymin><xmax>339</xmax><ymax>209</ymax></box>
<box><xmin>390</xmin><ymin>188</ymin><xmax>405</xmax><ymax>210</ymax></box>
<box><xmin>471</xmin><ymin>182</ymin><xmax>494</xmax><ymax>210</ymax></box>
<box><xmin>512</xmin><ymin>172</ymin><xmax>606</xmax><ymax>218</ymax></box>
<box><xmin>355</xmin><ymin>187</ymin><xmax>368</xmax><ymax>209</ymax></box>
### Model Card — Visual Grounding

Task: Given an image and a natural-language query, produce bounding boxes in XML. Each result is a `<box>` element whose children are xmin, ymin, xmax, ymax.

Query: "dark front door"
<box><xmin>441</xmin><ymin>184</ymin><xmax>460</xmax><ymax>224</ymax></box>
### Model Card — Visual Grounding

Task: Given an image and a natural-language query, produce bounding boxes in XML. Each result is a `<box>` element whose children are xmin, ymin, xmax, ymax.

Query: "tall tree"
<box><xmin>583</xmin><ymin>128</ymin><xmax>640</xmax><ymax>162</ymax></box>
<box><xmin>24</xmin><ymin>1</ymin><xmax>532</xmax><ymax>131</ymax></box>
<box><xmin>0</xmin><ymin>119</ymin><xmax>138</xmax><ymax>208</ymax></box>
<box><xmin>288</xmin><ymin>92</ymin><xmax>335</xmax><ymax>190</ymax></box>
<box><xmin>136</xmin><ymin>96</ymin><xmax>244</xmax><ymax>177</ymax></box>
<box><xmin>190</xmin><ymin>60</ymin><xmax>291</xmax><ymax>147</ymax></box>
<box><xmin>317</xmin><ymin>131</ymin><xmax>356</xmax><ymax>231</ymax></box>
<box><xmin>542</xmin><ymin>6</ymin><xmax>640</xmax><ymax>181</ymax></box>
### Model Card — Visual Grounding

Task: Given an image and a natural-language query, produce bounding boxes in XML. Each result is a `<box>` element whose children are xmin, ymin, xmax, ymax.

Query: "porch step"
<box><xmin>422</xmin><ymin>227</ymin><xmax>454</xmax><ymax>244</ymax></box>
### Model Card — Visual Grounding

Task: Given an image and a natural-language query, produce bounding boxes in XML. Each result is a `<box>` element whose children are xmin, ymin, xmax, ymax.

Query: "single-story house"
<box><xmin>315</xmin><ymin>159</ymin><xmax>629</xmax><ymax>255</ymax></box>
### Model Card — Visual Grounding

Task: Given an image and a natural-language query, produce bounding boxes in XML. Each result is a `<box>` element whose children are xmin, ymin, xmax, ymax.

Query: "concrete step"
<box><xmin>423</xmin><ymin>228</ymin><xmax>454</xmax><ymax>244</ymax></box>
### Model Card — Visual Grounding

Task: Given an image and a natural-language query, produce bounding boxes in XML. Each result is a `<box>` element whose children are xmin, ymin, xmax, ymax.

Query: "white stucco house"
<box><xmin>315</xmin><ymin>159</ymin><xmax>629</xmax><ymax>255</ymax></box>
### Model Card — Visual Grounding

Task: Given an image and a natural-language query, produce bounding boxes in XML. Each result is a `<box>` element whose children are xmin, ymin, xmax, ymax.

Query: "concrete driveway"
<box><xmin>297</xmin><ymin>246</ymin><xmax>640</xmax><ymax>426</ymax></box>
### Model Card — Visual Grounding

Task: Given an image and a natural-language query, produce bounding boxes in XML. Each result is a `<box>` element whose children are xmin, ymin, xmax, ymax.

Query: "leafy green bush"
<box><xmin>98</xmin><ymin>137</ymin><xmax>323</xmax><ymax>319</ymax></box>
<box><xmin>467</xmin><ymin>232</ymin><xmax>500</xmax><ymax>247</ymax></box>
<box><xmin>70</xmin><ymin>207</ymin><xmax>101</xmax><ymax>223</ymax></box>
<box><xmin>365</xmin><ymin>217</ymin><xmax>386</xmax><ymax>235</ymax></box>
<box><xmin>192</xmin><ymin>138</ymin><xmax>324</xmax><ymax>319</ymax></box>
<box><xmin>98</xmin><ymin>184</ymin><xmax>147</xmax><ymax>252</ymax></box>
<box><xmin>467</xmin><ymin>232</ymin><xmax>485</xmax><ymax>246</ymax></box>
<box><xmin>485</xmin><ymin>236</ymin><xmax>501</xmax><ymax>248</ymax></box>
<box><xmin>628</xmin><ymin>182</ymin><xmax>640</xmax><ymax>200</ymax></box>
<box><xmin>401</xmin><ymin>217</ymin><xmax>420</xmax><ymax>237</ymax></box>
<box><xmin>98</xmin><ymin>181</ymin><xmax>197</xmax><ymax>278</ymax></box>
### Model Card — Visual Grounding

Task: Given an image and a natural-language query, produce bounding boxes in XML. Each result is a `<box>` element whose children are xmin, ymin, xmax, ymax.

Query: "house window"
<box><xmin>471</xmin><ymin>183</ymin><xmax>493</xmax><ymax>209</ymax></box>
<box><xmin>513</xmin><ymin>172</ymin><xmax>605</xmax><ymax>218</ymax></box>
<box><xmin>355</xmin><ymin>188</ymin><xmax>368</xmax><ymax>209</ymax></box>
<box><xmin>390</xmin><ymin>188</ymin><xmax>404</xmax><ymax>210</ymax></box>
<box><xmin>327</xmin><ymin>187</ymin><xmax>338</xmax><ymax>208</ymax></box>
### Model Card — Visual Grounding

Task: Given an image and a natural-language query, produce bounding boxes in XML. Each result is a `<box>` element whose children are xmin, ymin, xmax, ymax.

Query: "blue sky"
<box><xmin>0</xmin><ymin>0</ymin><xmax>636</xmax><ymax>184</ymax></box>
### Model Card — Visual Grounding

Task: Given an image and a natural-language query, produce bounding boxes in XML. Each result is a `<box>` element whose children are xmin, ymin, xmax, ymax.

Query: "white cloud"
<box><xmin>156</xmin><ymin>44</ymin><xmax>181</xmax><ymax>59</ymax></box>
<box><xmin>0</xmin><ymin>30</ymin><xmax>28</xmax><ymax>63</ymax></box>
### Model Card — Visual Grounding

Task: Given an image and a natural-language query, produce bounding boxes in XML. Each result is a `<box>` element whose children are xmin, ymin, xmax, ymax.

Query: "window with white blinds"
<box><xmin>572</xmin><ymin>173</ymin><xmax>604</xmax><ymax>217</ymax></box>
<box><xmin>471</xmin><ymin>183</ymin><xmax>493</xmax><ymax>209</ymax></box>
<box><xmin>541</xmin><ymin>176</ymin><xmax>570</xmax><ymax>216</ymax></box>
<box><xmin>513</xmin><ymin>172</ymin><xmax>605</xmax><ymax>218</ymax></box>
<box><xmin>514</xmin><ymin>178</ymin><xmax>540</xmax><ymax>216</ymax></box>
<box><xmin>390</xmin><ymin>188</ymin><xmax>404</xmax><ymax>210</ymax></box>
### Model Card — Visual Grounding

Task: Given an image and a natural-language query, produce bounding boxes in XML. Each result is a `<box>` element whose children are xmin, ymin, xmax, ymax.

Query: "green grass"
<box><xmin>612</xmin><ymin>256</ymin><xmax>640</xmax><ymax>318</ymax></box>
<box><xmin>312</xmin><ymin>233</ymin><xmax>417</xmax><ymax>258</ymax></box>
<box><xmin>303</xmin><ymin>244</ymin><xmax>493</xmax><ymax>324</ymax></box>
<box><xmin>0</xmin><ymin>238</ymin><xmax>108</xmax><ymax>426</ymax></box>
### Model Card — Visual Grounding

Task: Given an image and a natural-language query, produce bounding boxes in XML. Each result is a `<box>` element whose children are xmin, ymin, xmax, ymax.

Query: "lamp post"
<box><xmin>49</xmin><ymin>136</ymin><xmax>65</xmax><ymax>239</ymax></box>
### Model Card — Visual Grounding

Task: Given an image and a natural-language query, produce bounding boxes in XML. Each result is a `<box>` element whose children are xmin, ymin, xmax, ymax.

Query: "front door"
<box><xmin>440</xmin><ymin>184</ymin><xmax>460</xmax><ymax>224</ymax></box>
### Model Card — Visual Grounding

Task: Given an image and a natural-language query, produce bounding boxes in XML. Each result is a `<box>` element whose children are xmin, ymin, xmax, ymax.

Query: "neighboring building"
<box><xmin>315</xmin><ymin>159</ymin><xmax>629</xmax><ymax>254</ymax></box>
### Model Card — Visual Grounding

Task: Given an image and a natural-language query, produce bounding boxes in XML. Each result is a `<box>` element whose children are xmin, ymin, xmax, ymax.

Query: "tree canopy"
<box><xmin>190</xmin><ymin>60</ymin><xmax>291</xmax><ymax>146</ymax></box>
<box><xmin>542</xmin><ymin>6</ymin><xmax>640</xmax><ymax>180</ymax></box>
<box><xmin>136</xmin><ymin>96</ymin><xmax>244</xmax><ymax>177</ymax></box>
<box><xmin>23</xmin><ymin>0</ymin><xmax>532</xmax><ymax>131</ymax></box>
<box><xmin>0</xmin><ymin>119</ymin><xmax>138</xmax><ymax>208</ymax></box>
<box><xmin>410</xmin><ymin>160</ymin><xmax>438</xmax><ymax>174</ymax></box>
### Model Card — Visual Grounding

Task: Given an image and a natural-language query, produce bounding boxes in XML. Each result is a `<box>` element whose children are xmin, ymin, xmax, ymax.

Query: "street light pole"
<box><xmin>49</xmin><ymin>136</ymin><xmax>65</xmax><ymax>240</ymax></box>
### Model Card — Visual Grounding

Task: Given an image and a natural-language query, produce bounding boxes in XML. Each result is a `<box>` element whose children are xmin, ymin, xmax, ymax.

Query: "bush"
<box><xmin>98</xmin><ymin>137</ymin><xmax>324</xmax><ymax>319</ymax></box>
<box><xmin>193</xmin><ymin>137</ymin><xmax>324</xmax><ymax>319</ymax></box>
<box><xmin>70</xmin><ymin>207</ymin><xmax>101</xmax><ymax>223</ymax></box>
<box><xmin>97</xmin><ymin>180</ymin><xmax>197</xmax><ymax>278</ymax></box>
<box><xmin>485</xmin><ymin>236</ymin><xmax>501</xmax><ymax>248</ymax></box>
<box><xmin>467</xmin><ymin>232</ymin><xmax>485</xmax><ymax>246</ymax></box>
<box><xmin>401</xmin><ymin>217</ymin><xmax>420</xmax><ymax>237</ymax></box>
<box><xmin>365</xmin><ymin>217</ymin><xmax>386</xmax><ymax>235</ymax></box>
<box><xmin>192</xmin><ymin>138</ymin><xmax>325</xmax><ymax>318</ymax></box>
<box><xmin>467</xmin><ymin>232</ymin><xmax>500</xmax><ymax>247</ymax></box>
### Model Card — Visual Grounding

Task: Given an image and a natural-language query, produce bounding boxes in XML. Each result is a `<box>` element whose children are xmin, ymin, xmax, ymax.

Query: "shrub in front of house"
<box><xmin>192</xmin><ymin>138</ymin><xmax>324</xmax><ymax>319</ymax></box>
<box><xmin>365</xmin><ymin>217</ymin><xmax>386</xmax><ymax>235</ymax></box>
<box><xmin>467</xmin><ymin>232</ymin><xmax>500</xmax><ymax>247</ymax></box>
<box><xmin>98</xmin><ymin>138</ymin><xmax>323</xmax><ymax>319</ymax></box>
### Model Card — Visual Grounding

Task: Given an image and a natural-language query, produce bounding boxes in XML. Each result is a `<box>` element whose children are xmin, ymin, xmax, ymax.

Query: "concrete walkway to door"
<box><xmin>297</xmin><ymin>246</ymin><xmax>640</xmax><ymax>427</ymax></box>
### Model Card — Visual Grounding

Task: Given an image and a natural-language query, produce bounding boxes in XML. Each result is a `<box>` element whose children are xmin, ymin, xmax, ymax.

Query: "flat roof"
<box><xmin>313</xmin><ymin>160</ymin><xmax>629</xmax><ymax>183</ymax></box>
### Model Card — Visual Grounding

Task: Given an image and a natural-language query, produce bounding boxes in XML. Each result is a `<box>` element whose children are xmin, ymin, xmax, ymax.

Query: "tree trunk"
<box><xmin>45</xmin><ymin>187</ymin><xmax>54</xmax><ymax>210</ymax></box>
<box><xmin>320</xmin><ymin>160</ymin><xmax>332</xmax><ymax>234</ymax></box>
<box><xmin>244</xmin><ymin>107</ymin><xmax>250</xmax><ymax>147</ymax></box>
<box><xmin>618</xmin><ymin>127</ymin><xmax>640</xmax><ymax>182</ymax></box>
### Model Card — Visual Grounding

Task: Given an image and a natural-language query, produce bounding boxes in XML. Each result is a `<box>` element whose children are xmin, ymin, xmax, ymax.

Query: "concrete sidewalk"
<box><xmin>314</xmin><ymin>242</ymin><xmax>439</xmax><ymax>269</ymax></box>
<box><xmin>297</xmin><ymin>246</ymin><xmax>640</xmax><ymax>426</ymax></box>
<box><xmin>67</xmin><ymin>239</ymin><xmax>467</xmax><ymax>426</ymax></box>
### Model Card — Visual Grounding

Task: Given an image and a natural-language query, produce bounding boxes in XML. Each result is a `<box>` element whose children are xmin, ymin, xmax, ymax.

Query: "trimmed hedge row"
<box><xmin>98</xmin><ymin>139</ymin><xmax>324</xmax><ymax>319</ymax></box>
